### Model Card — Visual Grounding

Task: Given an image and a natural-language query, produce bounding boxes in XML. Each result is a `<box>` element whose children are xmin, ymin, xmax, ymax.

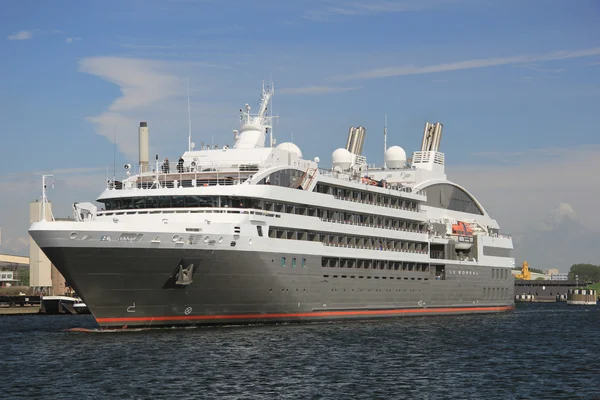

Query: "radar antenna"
<box><xmin>235</xmin><ymin>81</ymin><xmax>278</xmax><ymax>149</ymax></box>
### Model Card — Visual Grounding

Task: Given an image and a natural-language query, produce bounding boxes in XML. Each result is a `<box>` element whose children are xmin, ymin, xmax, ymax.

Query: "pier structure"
<box><xmin>514</xmin><ymin>279</ymin><xmax>580</xmax><ymax>302</ymax></box>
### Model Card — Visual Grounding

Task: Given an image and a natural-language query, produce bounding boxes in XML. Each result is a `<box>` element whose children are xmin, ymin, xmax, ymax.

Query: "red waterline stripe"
<box><xmin>96</xmin><ymin>305</ymin><xmax>515</xmax><ymax>324</ymax></box>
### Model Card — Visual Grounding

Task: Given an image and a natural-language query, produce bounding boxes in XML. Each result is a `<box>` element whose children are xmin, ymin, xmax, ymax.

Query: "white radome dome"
<box><xmin>276</xmin><ymin>142</ymin><xmax>303</xmax><ymax>158</ymax></box>
<box><xmin>385</xmin><ymin>146</ymin><xmax>407</xmax><ymax>169</ymax></box>
<box><xmin>332</xmin><ymin>148</ymin><xmax>354</xmax><ymax>170</ymax></box>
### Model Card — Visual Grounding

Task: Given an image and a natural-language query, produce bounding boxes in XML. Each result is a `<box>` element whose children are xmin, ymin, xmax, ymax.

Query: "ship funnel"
<box><xmin>139</xmin><ymin>122</ymin><xmax>149</xmax><ymax>173</ymax></box>
<box><xmin>345</xmin><ymin>126</ymin><xmax>366</xmax><ymax>155</ymax></box>
<box><xmin>421</xmin><ymin>122</ymin><xmax>443</xmax><ymax>152</ymax></box>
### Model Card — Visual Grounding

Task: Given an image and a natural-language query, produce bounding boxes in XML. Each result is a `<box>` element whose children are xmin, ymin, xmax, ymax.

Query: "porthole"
<box><xmin>69</xmin><ymin>232</ymin><xmax>78</xmax><ymax>240</ymax></box>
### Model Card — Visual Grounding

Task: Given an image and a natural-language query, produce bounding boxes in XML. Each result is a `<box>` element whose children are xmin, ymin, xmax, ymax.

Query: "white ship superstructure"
<box><xmin>29</xmin><ymin>83</ymin><xmax>515</xmax><ymax>327</ymax></box>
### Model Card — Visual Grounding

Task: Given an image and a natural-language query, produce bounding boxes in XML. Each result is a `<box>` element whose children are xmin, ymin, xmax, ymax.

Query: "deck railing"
<box><xmin>108</xmin><ymin>160</ymin><xmax>426</xmax><ymax>198</ymax></box>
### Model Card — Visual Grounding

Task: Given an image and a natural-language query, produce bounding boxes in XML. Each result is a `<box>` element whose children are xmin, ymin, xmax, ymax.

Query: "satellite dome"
<box><xmin>385</xmin><ymin>146</ymin><xmax>407</xmax><ymax>169</ymax></box>
<box><xmin>332</xmin><ymin>148</ymin><xmax>353</xmax><ymax>170</ymax></box>
<box><xmin>276</xmin><ymin>142</ymin><xmax>303</xmax><ymax>158</ymax></box>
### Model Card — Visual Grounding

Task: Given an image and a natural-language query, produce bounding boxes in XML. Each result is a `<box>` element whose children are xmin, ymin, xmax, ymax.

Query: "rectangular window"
<box><xmin>257</xmin><ymin>226</ymin><xmax>263</xmax><ymax>237</ymax></box>
<box><xmin>281</xmin><ymin>257</ymin><xmax>286</xmax><ymax>267</ymax></box>
<box><xmin>292</xmin><ymin>258</ymin><xmax>296</xmax><ymax>268</ymax></box>
<box><xmin>302</xmin><ymin>258</ymin><xmax>306</xmax><ymax>268</ymax></box>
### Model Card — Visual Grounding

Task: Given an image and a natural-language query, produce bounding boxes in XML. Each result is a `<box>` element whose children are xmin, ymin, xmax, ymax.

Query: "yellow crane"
<box><xmin>514</xmin><ymin>261</ymin><xmax>531</xmax><ymax>280</ymax></box>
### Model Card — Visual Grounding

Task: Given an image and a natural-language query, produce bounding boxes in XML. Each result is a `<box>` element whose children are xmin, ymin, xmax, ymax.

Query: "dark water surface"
<box><xmin>1</xmin><ymin>303</ymin><xmax>599</xmax><ymax>399</ymax></box>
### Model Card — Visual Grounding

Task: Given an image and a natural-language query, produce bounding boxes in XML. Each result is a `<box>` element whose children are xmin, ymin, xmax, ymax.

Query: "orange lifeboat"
<box><xmin>452</xmin><ymin>221</ymin><xmax>473</xmax><ymax>236</ymax></box>
<box><xmin>361</xmin><ymin>176</ymin><xmax>379</xmax><ymax>186</ymax></box>
<box><xmin>451</xmin><ymin>221</ymin><xmax>474</xmax><ymax>249</ymax></box>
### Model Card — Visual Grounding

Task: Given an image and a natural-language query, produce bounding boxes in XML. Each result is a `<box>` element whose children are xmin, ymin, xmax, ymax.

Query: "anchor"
<box><xmin>176</xmin><ymin>263</ymin><xmax>195</xmax><ymax>285</ymax></box>
<box><xmin>163</xmin><ymin>259</ymin><xmax>197</xmax><ymax>289</ymax></box>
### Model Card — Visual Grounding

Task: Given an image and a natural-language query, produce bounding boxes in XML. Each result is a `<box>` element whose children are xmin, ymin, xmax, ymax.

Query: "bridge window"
<box><xmin>258</xmin><ymin>169</ymin><xmax>304</xmax><ymax>188</ymax></box>
<box><xmin>423</xmin><ymin>183</ymin><xmax>483</xmax><ymax>215</ymax></box>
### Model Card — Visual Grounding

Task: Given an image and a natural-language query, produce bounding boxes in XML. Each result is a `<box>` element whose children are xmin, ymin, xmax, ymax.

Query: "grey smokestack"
<box><xmin>139</xmin><ymin>121</ymin><xmax>149</xmax><ymax>173</ymax></box>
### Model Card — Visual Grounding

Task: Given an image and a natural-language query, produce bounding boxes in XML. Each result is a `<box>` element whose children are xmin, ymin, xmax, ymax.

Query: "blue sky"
<box><xmin>1</xmin><ymin>0</ymin><xmax>600</xmax><ymax>268</ymax></box>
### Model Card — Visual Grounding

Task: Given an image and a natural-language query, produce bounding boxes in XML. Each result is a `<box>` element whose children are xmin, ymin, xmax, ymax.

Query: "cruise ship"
<box><xmin>29</xmin><ymin>83</ymin><xmax>515</xmax><ymax>328</ymax></box>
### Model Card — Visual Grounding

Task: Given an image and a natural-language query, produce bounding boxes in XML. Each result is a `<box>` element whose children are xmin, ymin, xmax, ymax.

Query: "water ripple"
<box><xmin>1</xmin><ymin>303</ymin><xmax>599</xmax><ymax>399</ymax></box>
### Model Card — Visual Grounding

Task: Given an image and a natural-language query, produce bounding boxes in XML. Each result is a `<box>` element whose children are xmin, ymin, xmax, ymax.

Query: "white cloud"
<box><xmin>0</xmin><ymin>236</ymin><xmax>30</xmax><ymax>256</ymax></box>
<box><xmin>79</xmin><ymin>57</ymin><xmax>184</xmax><ymax>156</ymax></box>
<box><xmin>66</xmin><ymin>37</ymin><xmax>82</xmax><ymax>43</ymax></box>
<box><xmin>542</xmin><ymin>202</ymin><xmax>578</xmax><ymax>229</ymax></box>
<box><xmin>8</xmin><ymin>30</ymin><xmax>33</xmax><ymax>40</ymax></box>
<box><xmin>279</xmin><ymin>85</ymin><xmax>360</xmax><ymax>95</ymax></box>
<box><xmin>450</xmin><ymin>146</ymin><xmax>600</xmax><ymax>233</ymax></box>
<box><xmin>79</xmin><ymin>56</ymin><xmax>244</xmax><ymax>160</ymax></box>
<box><xmin>304</xmin><ymin>0</ymin><xmax>454</xmax><ymax>20</ymax></box>
<box><xmin>449</xmin><ymin>147</ymin><xmax>600</xmax><ymax>270</ymax></box>
<box><xmin>333</xmin><ymin>47</ymin><xmax>600</xmax><ymax>81</ymax></box>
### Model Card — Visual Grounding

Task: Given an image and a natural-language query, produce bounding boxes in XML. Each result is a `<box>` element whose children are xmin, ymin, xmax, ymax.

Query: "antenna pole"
<box><xmin>269</xmin><ymin>75</ymin><xmax>274</xmax><ymax>148</ymax></box>
<box><xmin>41</xmin><ymin>174</ymin><xmax>54</xmax><ymax>221</ymax></box>
<box><xmin>113</xmin><ymin>126</ymin><xmax>116</xmax><ymax>182</ymax></box>
<box><xmin>187</xmin><ymin>77</ymin><xmax>192</xmax><ymax>151</ymax></box>
<box><xmin>383</xmin><ymin>114</ymin><xmax>388</xmax><ymax>169</ymax></box>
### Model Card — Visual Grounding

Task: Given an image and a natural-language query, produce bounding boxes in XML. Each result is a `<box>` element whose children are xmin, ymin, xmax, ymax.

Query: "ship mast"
<box><xmin>235</xmin><ymin>81</ymin><xmax>277</xmax><ymax>149</ymax></box>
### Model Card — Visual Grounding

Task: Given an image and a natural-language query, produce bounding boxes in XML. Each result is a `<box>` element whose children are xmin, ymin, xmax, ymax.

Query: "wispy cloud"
<box><xmin>78</xmin><ymin>57</ymin><xmax>238</xmax><ymax>158</ymax></box>
<box><xmin>451</xmin><ymin>146</ymin><xmax>600</xmax><ymax>269</ymax></box>
<box><xmin>0</xmin><ymin>167</ymin><xmax>107</xmax><ymax>183</ymax></box>
<box><xmin>471</xmin><ymin>145</ymin><xmax>600</xmax><ymax>164</ymax></box>
<box><xmin>79</xmin><ymin>57</ymin><xmax>183</xmax><ymax>156</ymax></box>
<box><xmin>304</xmin><ymin>0</ymin><xmax>455</xmax><ymax>20</ymax></box>
<box><xmin>66</xmin><ymin>37</ymin><xmax>82</xmax><ymax>44</ymax></box>
<box><xmin>519</xmin><ymin>63</ymin><xmax>564</xmax><ymax>73</ymax></box>
<box><xmin>7</xmin><ymin>30</ymin><xmax>33</xmax><ymax>40</ymax></box>
<box><xmin>333</xmin><ymin>47</ymin><xmax>600</xmax><ymax>81</ymax></box>
<box><xmin>279</xmin><ymin>85</ymin><xmax>360</xmax><ymax>95</ymax></box>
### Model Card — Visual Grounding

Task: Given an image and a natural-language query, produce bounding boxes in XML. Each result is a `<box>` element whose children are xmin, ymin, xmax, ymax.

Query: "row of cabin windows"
<box><xmin>262</xmin><ymin>201</ymin><xmax>425</xmax><ymax>233</ymax></box>
<box><xmin>135</xmin><ymin>178</ymin><xmax>238</xmax><ymax>190</ymax></box>
<box><xmin>100</xmin><ymin>196</ymin><xmax>260</xmax><ymax>211</ymax></box>
<box><xmin>268</xmin><ymin>227</ymin><xmax>428</xmax><ymax>253</ymax></box>
<box><xmin>99</xmin><ymin>196</ymin><xmax>425</xmax><ymax>233</ymax></box>
<box><xmin>314</xmin><ymin>183</ymin><xmax>419</xmax><ymax>212</ymax></box>
<box><xmin>492</xmin><ymin>268</ymin><xmax>509</xmax><ymax>280</ymax></box>
<box><xmin>280</xmin><ymin>257</ymin><xmax>306</xmax><ymax>268</ymax></box>
<box><xmin>322</xmin><ymin>257</ymin><xmax>429</xmax><ymax>272</ymax></box>
<box><xmin>484</xmin><ymin>287</ymin><xmax>509</xmax><ymax>299</ymax></box>
<box><xmin>323</xmin><ymin>275</ymin><xmax>428</xmax><ymax>281</ymax></box>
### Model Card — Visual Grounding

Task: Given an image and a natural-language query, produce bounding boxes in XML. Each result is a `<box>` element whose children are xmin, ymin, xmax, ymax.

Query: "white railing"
<box><xmin>97</xmin><ymin>207</ymin><xmax>282</xmax><ymax>218</ymax></box>
<box><xmin>320</xmin><ymin>218</ymin><xmax>427</xmax><ymax>234</ymax></box>
<box><xmin>322</xmin><ymin>242</ymin><xmax>429</xmax><ymax>255</ymax></box>
<box><xmin>332</xmin><ymin>195</ymin><xmax>422</xmax><ymax>213</ymax></box>
<box><xmin>318</xmin><ymin>168</ymin><xmax>426</xmax><ymax>197</ymax></box>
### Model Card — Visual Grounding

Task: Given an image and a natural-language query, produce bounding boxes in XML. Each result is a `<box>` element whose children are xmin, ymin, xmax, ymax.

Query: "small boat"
<box><xmin>41</xmin><ymin>296</ymin><xmax>89</xmax><ymax>314</ymax></box>
<box><xmin>73</xmin><ymin>301</ymin><xmax>90</xmax><ymax>314</ymax></box>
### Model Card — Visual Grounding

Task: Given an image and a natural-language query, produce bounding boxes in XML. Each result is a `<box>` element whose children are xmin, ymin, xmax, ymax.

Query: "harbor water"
<box><xmin>1</xmin><ymin>303</ymin><xmax>599</xmax><ymax>399</ymax></box>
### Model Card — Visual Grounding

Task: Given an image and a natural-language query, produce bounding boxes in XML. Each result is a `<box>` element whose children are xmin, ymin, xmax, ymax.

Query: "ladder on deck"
<box><xmin>299</xmin><ymin>168</ymin><xmax>317</xmax><ymax>190</ymax></box>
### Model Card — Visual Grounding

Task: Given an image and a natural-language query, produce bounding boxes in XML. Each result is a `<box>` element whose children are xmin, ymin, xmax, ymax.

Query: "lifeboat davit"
<box><xmin>451</xmin><ymin>221</ymin><xmax>474</xmax><ymax>249</ymax></box>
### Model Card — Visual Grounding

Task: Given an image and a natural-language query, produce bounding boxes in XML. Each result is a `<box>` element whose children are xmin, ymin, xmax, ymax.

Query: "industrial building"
<box><xmin>0</xmin><ymin>254</ymin><xmax>28</xmax><ymax>287</ymax></box>
<box><xmin>28</xmin><ymin>200</ymin><xmax>66</xmax><ymax>295</ymax></box>
<box><xmin>0</xmin><ymin>201</ymin><xmax>68</xmax><ymax>295</ymax></box>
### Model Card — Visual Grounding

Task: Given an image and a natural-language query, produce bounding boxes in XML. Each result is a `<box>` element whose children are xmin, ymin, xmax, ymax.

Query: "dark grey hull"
<box><xmin>42</xmin><ymin>247</ymin><xmax>515</xmax><ymax>328</ymax></box>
